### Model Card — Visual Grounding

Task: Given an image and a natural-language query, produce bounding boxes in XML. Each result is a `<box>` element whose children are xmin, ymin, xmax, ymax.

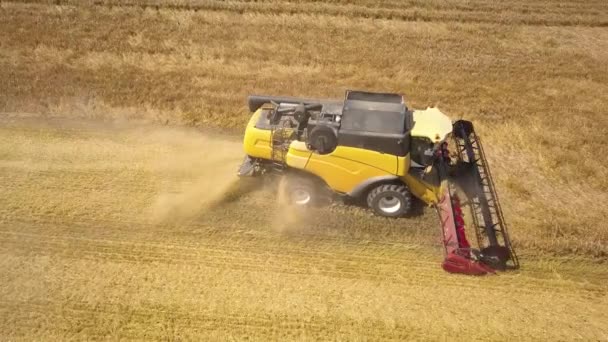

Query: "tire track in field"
<box><xmin>0</xmin><ymin>170</ymin><xmax>156</xmax><ymax>192</ymax></box>
<box><xmin>14</xmin><ymin>0</ymin><xmax>607</xmax><ymax>28</ymax></box>
<box><xmin>0</xmin><ymin>299</ymin><xmax>425</xmax><ymax>340</ymax></box>
<box><xmin>0</xmin><ymin>230</ymin><xmax>447</xmax><ymax>285</ymax></box>
<box><xmin>1</xmin><ymin>229</ymin><xmax>605</xmax><ymax>296</ymax></box>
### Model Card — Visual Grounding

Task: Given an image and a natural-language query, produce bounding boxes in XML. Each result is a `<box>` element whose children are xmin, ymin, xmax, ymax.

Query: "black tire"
<box><xmin>308</xmin><ymin>125</ymin><xmax>337</xmax><ymax>154</ymax></box>
<box><xmin>367</xmin><ymin>184</ymin><xmax>412</xmax><ymax>217</ymax></box>
<box><xmin>282</xmin><ymin>175</ymin><xmax>328</xmax><ymax>207</ymax></box>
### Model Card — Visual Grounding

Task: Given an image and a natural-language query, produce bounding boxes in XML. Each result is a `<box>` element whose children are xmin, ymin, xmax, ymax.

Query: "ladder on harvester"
<box><xmin>451</xmin><ymin>120</ymin><xmax>519</xmax><ymax>270</ymax></box>
<box><xmin>269</xmin><ymin>119</ymin><xmax>293</xmax><ymax>172</ymax></box>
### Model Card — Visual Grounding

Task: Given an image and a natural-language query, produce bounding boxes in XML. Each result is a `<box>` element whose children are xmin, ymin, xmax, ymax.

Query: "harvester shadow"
<box><xmin>185</xmin><ymin>177</ymin><xmax>432</xmax><ymax>247</ymax></box>
<box><xmin>403</xmin><ymin>198</ymin><xmax>426</xmax><ymax>218</ymax></box>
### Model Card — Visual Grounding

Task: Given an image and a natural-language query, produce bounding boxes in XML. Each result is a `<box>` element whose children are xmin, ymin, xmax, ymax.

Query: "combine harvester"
<box><xmin>237</xmin><ymin>90</ymin><xmax>519</xmax><ymax>275</ymax></box>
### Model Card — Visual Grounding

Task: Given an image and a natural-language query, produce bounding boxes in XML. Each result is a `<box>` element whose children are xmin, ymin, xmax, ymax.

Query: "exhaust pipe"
<box><xmin>247</xmin><ymin>95</ymin><xmax>341</xmax><ymax>112</ymax></box>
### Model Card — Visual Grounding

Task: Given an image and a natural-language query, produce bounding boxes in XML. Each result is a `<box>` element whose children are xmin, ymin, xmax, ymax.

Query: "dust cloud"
<box><xmin>136</xmin><ymin>124</ymin><xmax>309</xmax><ymax>229</ymax></box>
<box><xmin>143</xmin><ymin>127</ymin><xmax>245</xmax><ymax>224</ymax></box>
<box><xmin>270</xmin><ymin>175</ymin><xmax>308</xmax><ymax>233</ymax></box>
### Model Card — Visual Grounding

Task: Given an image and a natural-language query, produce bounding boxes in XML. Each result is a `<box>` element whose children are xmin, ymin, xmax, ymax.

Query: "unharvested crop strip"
<box><xmin>6</xmin><ymin>0</ymin><xmax>608</xmax><ymax>27</ymax></box>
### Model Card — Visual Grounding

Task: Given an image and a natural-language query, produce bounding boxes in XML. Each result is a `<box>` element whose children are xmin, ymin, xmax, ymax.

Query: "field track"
<box><xmin>1</xmin><ymin>117</ymin><xmax>607</xmax><ymax>340</ymax></box>
<box><xmin>10</xmin><ymin>0</ymin><xmax>608</xmax><ymax>27</ymax></box>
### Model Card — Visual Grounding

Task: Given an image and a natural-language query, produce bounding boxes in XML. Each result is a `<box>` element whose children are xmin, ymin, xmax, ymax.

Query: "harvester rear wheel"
<box><xmin>367</xmin><ymin>184</ymin><xmax>411</xmax><ymax>217</ymax></box>
<box><xmin>281</xmin><ymin>174</ymin><xmax>328</xmax><ymax>208</ymax></box>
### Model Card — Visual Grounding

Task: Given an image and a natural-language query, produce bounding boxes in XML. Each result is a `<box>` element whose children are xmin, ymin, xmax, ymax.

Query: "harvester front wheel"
<box><xmin>367</xmin><ymin>184</ymin><xmax>411</xmax><ymax>217</ymax></box>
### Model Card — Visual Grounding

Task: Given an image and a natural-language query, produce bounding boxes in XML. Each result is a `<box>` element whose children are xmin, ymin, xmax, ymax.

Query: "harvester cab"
<box><xmin>238</xmin><ymin>90</ymin><xmax>519</xmax><ymax>275</ymax></box>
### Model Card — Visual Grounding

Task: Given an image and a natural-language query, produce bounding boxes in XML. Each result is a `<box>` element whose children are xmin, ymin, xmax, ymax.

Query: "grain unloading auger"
<box><xmin>238</xmin><ymin>90</ymin><xmax>519</xmax><ymax>275</ymax></box>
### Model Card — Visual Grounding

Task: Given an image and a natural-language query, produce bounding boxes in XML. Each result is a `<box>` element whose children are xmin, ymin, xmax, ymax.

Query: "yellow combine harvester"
<box><xmin>237</xmin><ymin>90</ymin><xmax>519</xmax><ymax>275</ymax></box>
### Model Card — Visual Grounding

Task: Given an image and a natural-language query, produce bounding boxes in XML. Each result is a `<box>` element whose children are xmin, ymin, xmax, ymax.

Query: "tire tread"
<box><xmin>366</xmin><ymin>183</ymin><xmax>412</xmax><ymax>217</ymax></box>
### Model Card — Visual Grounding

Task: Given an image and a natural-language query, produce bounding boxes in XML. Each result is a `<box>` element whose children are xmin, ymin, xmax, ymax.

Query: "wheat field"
<box><xmin>1</xmin><ymin>0</ymin><xmax>607</xmax><ymax>340</ymax></box>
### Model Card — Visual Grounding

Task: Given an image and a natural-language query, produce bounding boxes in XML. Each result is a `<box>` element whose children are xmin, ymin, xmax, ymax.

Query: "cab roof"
<box><xmin>342</xmin><ymin>90</ymin><xmax>413</xmax><ymax>134</ymax></box>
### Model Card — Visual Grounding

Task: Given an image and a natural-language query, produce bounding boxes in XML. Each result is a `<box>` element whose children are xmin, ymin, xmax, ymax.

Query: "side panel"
<box><xmin>400</xmin><ymin>171</ymin><xmax>446</xmax><ymax>205</ymax></box>
<box><xmin>305</xmin><ymin>146</ymin><xmax>397</xmax><ymax>194</ymax></box>
<box><xmin>401</xmin><ymin>174</ymin><xmax>441</xmax><ymax>204</ymax></box>
<box><xmin>285</xmin><ymin>141</ymin><xmax>312</xmax><ymax>170</ymax></box>
<box><xmin>243</xmin><ymin>109</ymin><xmax>272</xmax><ymax>160</ymax></box>
<box><xmin>396</xmin><ymin>155</ymin><xmax>410</xmax><ymax>176</ymax></box>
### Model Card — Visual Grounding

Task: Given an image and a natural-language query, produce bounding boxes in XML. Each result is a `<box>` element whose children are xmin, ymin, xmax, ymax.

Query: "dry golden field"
<box><xmin>1</xmin><ymin>0</ymin><xmax>608</xmax><ymax>340</ymax></box>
